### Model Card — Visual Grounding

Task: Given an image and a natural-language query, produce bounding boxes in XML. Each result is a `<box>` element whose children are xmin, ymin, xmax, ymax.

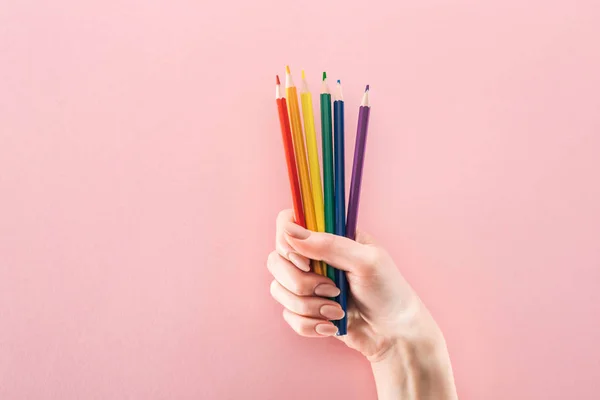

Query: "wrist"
<box><xmin>368</xmin><ymin>315</ymin><xmax>457</xmax><ymax>399</ymax></box>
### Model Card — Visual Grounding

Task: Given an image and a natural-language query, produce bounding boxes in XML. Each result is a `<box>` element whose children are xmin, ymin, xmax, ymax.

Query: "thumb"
<box><xmin>282</xmin><ymin>222</ymin><xmax>378</xmax><ymax>274</ymax></box>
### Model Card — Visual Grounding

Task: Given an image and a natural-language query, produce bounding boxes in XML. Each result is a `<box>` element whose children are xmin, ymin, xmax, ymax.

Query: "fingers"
<box><xmin>267</xmin><ymin>249</ymin><xmax>343</xmax><ymax>338</ymax></box>
<box><xmin>276</xmin><ymin>208</ymin><xmax>295</xmax><ymax>227</ymax></box>
<box><xmin>270</xmin><ymin>280</ymin><xmax>345</xmax><ymax>320</ymax></box>
<box><xmin>282</xmin><ymin>222</ymin><xmax>380</xmax><ymax>274</ymax></box>
<box><xmin>276</xmin><ymin>209</ymin><xmax>310</xmax><ymax>271</ymax></box>
<box><xmin>282</xmin><ymin>309</ymin><xmax>339</xmax><ymax>337</ymax></box>
<box><xmin>267</xmin><ymin>251</ymin><xmax>340</xmax><ymax>297</ymax></box>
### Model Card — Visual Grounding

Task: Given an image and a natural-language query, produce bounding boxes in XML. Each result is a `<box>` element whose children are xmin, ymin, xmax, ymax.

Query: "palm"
<box><xmin>333</xmin><ymin>239</ymin><xmax>409</xmax><ymax>360</ymax></box>
<box><xmin>333</xmin><ymin>277</ymin><xmax>394</xmax><ymax>360</ymax></box>
<box><xmin>336</xmin><ymin>301</ymin><xmax>394</xmax><ymax>360</ymax></box>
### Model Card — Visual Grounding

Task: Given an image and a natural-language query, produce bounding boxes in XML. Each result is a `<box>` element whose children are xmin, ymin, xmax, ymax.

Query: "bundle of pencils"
<box><xmin>275</xmin><ymin>67</ymin><xmax>371</xmax><ymax>336</ymax></box>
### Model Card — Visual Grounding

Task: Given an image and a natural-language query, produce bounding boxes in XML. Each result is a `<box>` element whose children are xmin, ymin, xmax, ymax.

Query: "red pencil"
<box><xmin>276</xmin><ymin>75</ymin><xmax>305</xmax><ymax>227</ymax></box>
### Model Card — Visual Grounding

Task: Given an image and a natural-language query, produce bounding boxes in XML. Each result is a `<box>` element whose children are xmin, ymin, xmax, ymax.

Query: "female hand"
<box><xmin>267</xmin><ymin>209</ymin><xmax>458</xmax><ymax>399</ymax></box>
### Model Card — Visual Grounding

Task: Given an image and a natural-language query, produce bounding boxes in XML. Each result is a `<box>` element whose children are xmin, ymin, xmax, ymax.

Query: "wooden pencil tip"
<box><xmin>365</xmin><ymin>84</ymin><xmax>369</xmax><ymax>91</ymax></box>
<box><xmin>337</xmin><ymin>79</ymin><xmax>341</xmax><ymax>84</ymax></box>
<box><xmin>322</xmin><ymin>71</ymin><xmax>327</xmax><ymax>81</ymax></box>
<box><xmin>276</xmin><ymin>75</ymin><xmax>280</xmax><ymax>85</ymax></box>
<box><xmin>285</xmin><ymin>65</ymin><xmax>291</xmax><ymax>74</ymax></box>
<box><xmin>301</xmin><ymin>69</ymin><xmax>306</xmax><ymax>80</ymax></box>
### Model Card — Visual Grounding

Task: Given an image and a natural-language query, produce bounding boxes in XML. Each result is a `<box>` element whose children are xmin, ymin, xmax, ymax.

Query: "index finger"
<box><xmin>276</xmin><ymin>209</ymin><xmax>310</xmax><ymax>270</ymax></box>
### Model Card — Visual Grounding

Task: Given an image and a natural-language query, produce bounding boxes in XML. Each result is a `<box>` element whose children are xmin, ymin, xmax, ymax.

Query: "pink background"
<box><xmin>1</xmin><ymin>1</ymin><xmax>599</xmax><ymax>399</ymax></box>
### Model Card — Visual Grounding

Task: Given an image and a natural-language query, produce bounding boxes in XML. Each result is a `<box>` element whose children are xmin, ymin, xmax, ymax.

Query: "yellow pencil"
<box><xmin>300</xmin><ymin>70</ymin><xmax>327</xmax><ymax>277</ymax></box>
<box><xmin>285</xmin><ymin>66</ymin><xmax>323</xmax><ymax>275</ymax></box>
<box><xmin>300</xmin><ymin>70</ymin><xmax>326</xmax><ymax>233</ymax></box>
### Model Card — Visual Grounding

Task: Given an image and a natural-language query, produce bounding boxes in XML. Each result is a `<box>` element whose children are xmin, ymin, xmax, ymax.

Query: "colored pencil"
<box><xmin>300</xmin><ymin>70</ymin><xmax>327</xmax><ymax>277</ymax></box>
<box><xmin>333</xmin><ymin>79</ymin><xmax>348</xmax><ymax>335</ymax></box>
<box><xmin>320</xmin><ymin>72</ymin><xmax>336</xmax><ymax>283</ymax></box>
<box><xmin>275</xmin><ymin>75</ymin><xmax>305</xmax><ymax>227</ymax></box>
<box><xmin>285</xmin><ymin>66</ymin><xmax>323</xmax><ymax>275</ymax></box>
<box><xmin>346</xmin><ymin>85</ymin><xmax>371</xmax><ymax>240</ymax></box>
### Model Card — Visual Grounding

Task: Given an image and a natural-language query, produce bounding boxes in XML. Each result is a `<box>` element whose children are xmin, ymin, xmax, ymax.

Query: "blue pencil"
<box><xmin>333</xmin><ymin>79</ymin><xmax>348</xmax><ymax>335</ymax></box>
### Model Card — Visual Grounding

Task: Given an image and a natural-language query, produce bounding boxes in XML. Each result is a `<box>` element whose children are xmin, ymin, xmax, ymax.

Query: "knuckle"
<box><xmin>290</xmin><ymin>278</ymin><xmax>313</xmax><ymax>296</ymax></box>
<box><xmin>266</xmin><ymin>251</ymin><xmax>278</xmax><ymax>270</ymax></box>
<box><xmin>282</xmin><ymin>310</ymin><xmax>294</xmax><ymax>326</ymax></box>
<box><xmin>275</xmin><ymin>240</ymin><xmax>289</xmax><ymax>258</ymax></box>
<box><xmin>298</xmin><ymin>322</ymin><xmax>316</xmax><ymax>336</ymax></box>
<box><xmin>277</xmin><ymin>209</ymin><xmax>287</xmax><ymax>221</ymax></box>
<box><xmin>288</xmin><ymin>280</ymin><xmax>303</xmax><ymax>296</ymax></box>
<box><xmin>276</xmin><ymin>209</ymin><xmax>293</xmax><ymax>226</ymax></box>
<box><xmin>269</xmin><ymin>280</ymin><xmax>279</xmax><ymax>297</ymax></box>
<box><xmin>282</xmin><ymin>310</ymin><xmax>315</xmax><ymax>337</ymax></box>
<box><xmin>287</xmin><ymin>280</ymin><xmax>300</xmax><ymax>295</ymax></box>
<box><xmin>318</xmin><ymin>233</ymin><xmax>336</xmax><ymax>252</ymax></box>
<box><xmin>360</xmin><ymin>247</ymin><xmax>381</xmax><ymax>270</ymax></box>
<box><xmin>294</xmin><ymin>298</ymin><xmax>313</xmax><ymax>316</ymax></box>
<box><xmin>282</xmin><ymin>311</ymin><xmax>301</xmax><ymax>334</ymax></box>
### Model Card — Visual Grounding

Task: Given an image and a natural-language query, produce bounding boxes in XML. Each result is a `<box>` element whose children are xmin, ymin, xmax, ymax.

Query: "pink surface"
<box><xmin>1</xmin><ymin>1</ymin><xmax>600</xmax><ymax>399</ymax></box>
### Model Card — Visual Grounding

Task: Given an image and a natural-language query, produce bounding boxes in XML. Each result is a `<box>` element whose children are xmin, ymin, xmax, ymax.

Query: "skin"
<box><xmin>267</xmin><ymin>209</ymin><xmax>458</xmax><ymax>400</ymax></box>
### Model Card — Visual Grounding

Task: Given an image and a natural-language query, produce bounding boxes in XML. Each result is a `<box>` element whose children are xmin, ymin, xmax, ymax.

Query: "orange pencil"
<box><xmin>285</xmin><ymin>66</ymin><xmax>324</xmax><ymax>275</ymax></box>
<box><xmin>275</xmin><ymin>76</ymin><xmax>305</xmax><ymax>227</ymax></box>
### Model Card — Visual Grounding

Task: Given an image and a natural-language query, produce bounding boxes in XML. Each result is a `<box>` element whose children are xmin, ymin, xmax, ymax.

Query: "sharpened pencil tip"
<box><xmin>337</xmin><ymin>79</ymin><xmax>341</xmax><ymax>84</ymax></box>
<box><xmin>276</xmin><ymin>75</ymin><xmax>280</xmax><ymax>85</ymax></box>
<box><xmin>301</xmin><ymin>69</ymin><xmax>305</xmax><ymax>80</ymax></box>
<box><xmin>322</xmin><ymin>71</ymin><xmax>327</xmax><ymax>81</ymax></box>
<box><xmin>365</xmin><ymin>85</ymin><xmax>369</xmax><ymax>91</ymax></box>
<box><xmin>285</xmin><ymin>65</ymin><xmax>291</xmax><ymax>74</ymax></box>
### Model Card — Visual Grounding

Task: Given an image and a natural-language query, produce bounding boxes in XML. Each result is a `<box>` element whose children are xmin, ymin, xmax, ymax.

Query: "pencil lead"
<box><xmin>276</xmin><ymin>75</ymin><xmax>280</xmax><ymax>85</ymax></box>
<box><xmin>335</xmin><ymin>80</ymin><xmax>344</xmax><ymax>101</ymax></box>
<box><xmin>361</xmin><ymin>85</ymin><xmax>369</xmax><ymax>106</ymax></box>
<box><xmin>321</xmin><ymin>74</ymin><xmax>330</xmax><ymax>94</ymax></box>
<box><xmin>285</xmin><ymin>65</ymin><xmax>291</xmax><ymax>74</ymax></box>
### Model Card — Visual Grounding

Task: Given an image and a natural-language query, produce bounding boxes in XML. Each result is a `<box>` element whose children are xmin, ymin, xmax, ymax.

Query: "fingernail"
<box><xmin>314</xmin><ymin>284</ymin><xmax>340</xmax><ymax>297</ymax></box>
<box><xmin>288</xmin><ymin>252</ymin><xmax>310</xmax><ymax>272</ymax></box>
<box><xmin>284</xmin><ymin>223</ymin><xmax>311</xmax><ymax>240</ymax></box>
<box><xmin>315</xmin><ymin>323</ymin><xmax>338</xmax><ymax>336</ymax></box>
<box><xmin>320</xmin><ymin>305</ymin><xmax>345</xmax><ymax>320</ymax></box>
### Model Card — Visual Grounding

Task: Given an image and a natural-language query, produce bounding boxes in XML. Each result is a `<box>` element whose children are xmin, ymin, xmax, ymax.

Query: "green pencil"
<box><xmin>320</xmin><ymin>72</ymin><xmax>336</xmax><ymax>283</ymax></box>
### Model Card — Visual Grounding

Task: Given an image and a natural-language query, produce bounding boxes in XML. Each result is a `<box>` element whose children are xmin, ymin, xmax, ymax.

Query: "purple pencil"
<box><xmin>346</xmin><ymin>85</ymin><xmax>371</xmax><ymax>241</ymax></box>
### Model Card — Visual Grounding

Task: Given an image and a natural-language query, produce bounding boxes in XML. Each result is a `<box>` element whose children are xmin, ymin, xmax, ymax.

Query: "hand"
<box><xmin>267</xmin><ymin>209</ymin><xmax>458</xmax><ymax>399</ymax></box>
<box><xmin>268</xmin><ymin>209</ymin><xmax>435</xmax><ymax>358</ymax></box>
